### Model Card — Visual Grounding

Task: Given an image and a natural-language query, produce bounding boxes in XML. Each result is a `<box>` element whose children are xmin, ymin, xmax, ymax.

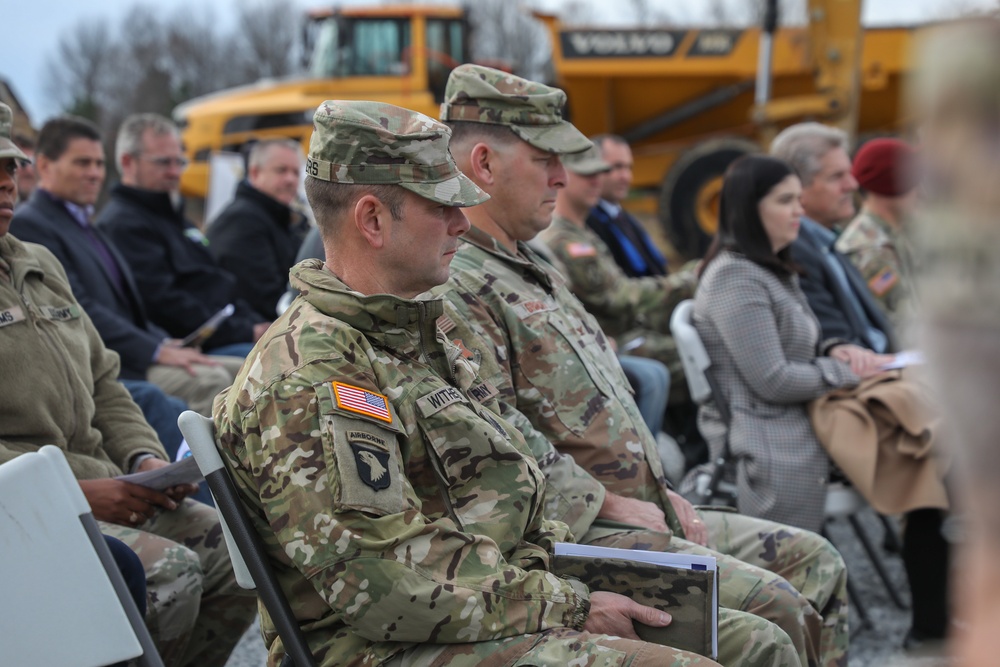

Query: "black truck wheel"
<box><xmin>659</xmin><ymin>138</ymin><xmax>759</xmax><ymax>260</ymax></box>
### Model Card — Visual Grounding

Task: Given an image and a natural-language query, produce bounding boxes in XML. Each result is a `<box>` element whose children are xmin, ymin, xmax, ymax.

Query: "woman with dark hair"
<box><xmin>693</xmin><ymin>155</ymin><xmax>888</xmax><ymax>531</ymax></box>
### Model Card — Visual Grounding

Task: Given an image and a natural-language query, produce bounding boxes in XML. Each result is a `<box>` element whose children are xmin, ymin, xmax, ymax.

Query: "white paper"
<box><xmin>116</xmin><ymin>456</ymin><xmax>203</xmax><ymax>491</ymax></box>
<box><xmin>554</xmin><ymin>542</ymin><xmax>718</xmax><ymax>657</ymax></box>
<box><xmin>879</xmin><ymin>349</ymin><xmax>925</xmax><ymax>371</ymax></box>
<box><xmin>181</xmin><ymin>303</ymin><xmax>235</xmax><ymax>347</ymax></box>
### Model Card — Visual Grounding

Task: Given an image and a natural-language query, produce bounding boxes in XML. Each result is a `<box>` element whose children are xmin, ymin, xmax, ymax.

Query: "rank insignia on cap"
<box><xmin>332</xmin><ymin>382</ymin><xmax>393</xmax><ymax>423</ymax></box>
<box><xmin>350</xmin><ymin>444</ymin><xmax>391</xmax><ymax>491</ymax></box>
<box><xmin>567</xmin><ymin>242</ymin><xmax>597</xmax><ymax>258</ymax></box>
<box><xmin>868</xmin><ymin>267</ymin><xmax>898</xmax><ymax>296</ymax></box>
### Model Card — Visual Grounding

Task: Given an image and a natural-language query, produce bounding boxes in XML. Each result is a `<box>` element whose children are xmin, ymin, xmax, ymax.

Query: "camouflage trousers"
<box><xmin>581</xmin><ymin>509</ymin><xmax>849</xmax><ymax>667</ymax></box>
<box><xmin>618</xmin><ymin>328</ymin><xmax>689</xmax><ymax>405</ymax></box>
<box><xmin>100</xmin><ymin>498</ymin><xmax>257</xmax><ymax>667</ymax></box>
<box><xmin>383</xmin><ymin>623</ymin><xmax>796</xmax><ymax>667</ymax></box>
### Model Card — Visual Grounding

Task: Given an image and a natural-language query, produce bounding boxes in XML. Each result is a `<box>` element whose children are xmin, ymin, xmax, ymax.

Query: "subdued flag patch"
<box><xmin>332</xmin><ymin>382</ymin><xmax>392</xmax><ymax>423</ymax></box>
<box><xmin>868</xmin><ymin>267</ymin><xmax>898</xmax><ymax>296</ymax></box>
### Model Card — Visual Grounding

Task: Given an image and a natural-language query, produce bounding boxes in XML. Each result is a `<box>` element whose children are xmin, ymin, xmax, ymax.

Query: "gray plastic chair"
<box><xmin>178</xmin><ymin>411</ymin><xmax>317</xmax><ymax>667</ymax></box>
<box><xmin>0</xmin><ymin>446</ymin><xmax>164</xmax><ymax>667</ymax></box>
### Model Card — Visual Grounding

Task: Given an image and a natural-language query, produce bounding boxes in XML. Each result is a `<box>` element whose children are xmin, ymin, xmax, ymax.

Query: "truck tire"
<box><xmin>659</xmin><ymin>138</ymin><xmax>759</xmax><ymax>260</ymax></box>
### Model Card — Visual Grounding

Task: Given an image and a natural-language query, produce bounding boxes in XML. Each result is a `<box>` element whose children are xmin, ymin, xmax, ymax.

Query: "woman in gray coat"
<box><xmin>694</xmin><ymin>156</ymin><xmax>888</xmax><ymax>531</ymax></box>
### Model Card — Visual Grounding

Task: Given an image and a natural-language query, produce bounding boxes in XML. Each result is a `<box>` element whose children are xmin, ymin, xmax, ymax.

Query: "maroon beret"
<box><xmin>852</xmin><ymin>138</ymin><xmax>920</xmax><ymax>197</ymax></box>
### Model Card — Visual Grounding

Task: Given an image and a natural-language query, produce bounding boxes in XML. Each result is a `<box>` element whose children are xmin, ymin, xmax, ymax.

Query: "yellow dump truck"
<box><xmin>175</xmin><ymin>1</ymin><xmax>926</xmax><ymax>257</ymax></box>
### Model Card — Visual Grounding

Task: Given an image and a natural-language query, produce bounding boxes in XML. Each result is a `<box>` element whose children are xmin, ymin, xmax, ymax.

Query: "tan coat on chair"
<box><xmin>809</xmin><ymin>370</ymin><xmax>950</xmax><ymax>515</ymax></box>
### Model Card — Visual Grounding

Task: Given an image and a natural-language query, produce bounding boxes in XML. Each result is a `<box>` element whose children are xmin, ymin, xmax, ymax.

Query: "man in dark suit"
<box><xmin>770</xmin><ymin>122</ymin><xmax>896</xmax><ymax>353</ymax></box>
<box><xmin>587</xmin><ymin>134</ymin><xmax>669</xmax><ymax>278</ymax></box>
<box><xmin>10</xmin><ymin>116</ymin><xmax>241</xmax><ymax>416</ymax></box>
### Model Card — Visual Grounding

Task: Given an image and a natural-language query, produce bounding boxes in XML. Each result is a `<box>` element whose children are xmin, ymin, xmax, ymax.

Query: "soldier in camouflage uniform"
<box><xmin>835</xmin><ymin>138</ymin><xmax>921</xmax><ymax>334</ymax></box>
<box><xmin>433</xmin><ymin>64</ymin><xmax>850</xmax><ymax>667</ymax></box>
<box><xmin>537</xmin><ymin>142</ymin><xmax>695</xmax><ymax>406</ymax></box>
<box><xmin>0</xmin><ymin>106</ymin><xmax>254</xmax><ymax>667</ymax></box>
<box><xmin>214</xmin><ymin>100</ymin><xmax>788</xmax><ymax>667</ymax></box>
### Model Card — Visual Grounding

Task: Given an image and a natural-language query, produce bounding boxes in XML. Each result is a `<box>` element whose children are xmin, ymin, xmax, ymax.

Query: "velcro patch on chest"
<box><xmin>512</xmin><ymin>297</ymin><xmax>558</xmax><ymax>320</ymax></box>
<box><xmin>417</xmin><ymin>385</ymin><xmax>466</xmax><ymax>418</ymax></box>
<box><xmin>0</xmin><ymin>306</ymin><xmax>26</xmax><ymax>328</ymax></box>
<box><xmin>331</xmin><ymin>381</ymin><xmax>393</xmax><ymax>423</ymax></box>
<box><xmin>39</xmin><ymin>304</ymin><xmax>81</xmax><ymax>321</ymax></box>
<box><xmin>468</xmin><ymin>380</ymin><xmax>499</xmax><ymax>404</ymax></box>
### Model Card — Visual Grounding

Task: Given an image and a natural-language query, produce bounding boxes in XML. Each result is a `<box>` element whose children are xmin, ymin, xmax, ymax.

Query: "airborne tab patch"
<box><xmin>332</xmin><ymin>382</ymin><xmax>393</xmax><ymax>423</ymax></box>
<box><xmin>350</xmin><ymin>443</ymin><xmax>391</xmax><ymax>491</ymax></box>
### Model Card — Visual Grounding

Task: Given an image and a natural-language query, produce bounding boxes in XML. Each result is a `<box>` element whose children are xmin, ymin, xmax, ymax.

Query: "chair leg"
<box><xmin>879</xmin><ymin>513</ymin><xmax>903</xmax><ymax>553</ymax></box>
<box><xmin>846</xmin><ymin>570</ymin><xmax>873</xmax><ymax>631</ymax></box>
<box><xmin>848</xmin><ymin>514</ymin><xmax>909</xmax><ymax>610</ymax></box>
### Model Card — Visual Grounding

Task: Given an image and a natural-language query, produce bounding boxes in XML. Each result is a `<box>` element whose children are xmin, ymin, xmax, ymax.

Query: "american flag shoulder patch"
<box><xmin>332</xmin><ymin>382</ymin><xmax>393</xmax><ymax>423</ymax></box>
<box><xmin>868</xmin><ymin>266</ymin><xmax>898</xmax><ymax>296</ymax></box>
<box><xmin>567</xmin><ymin>242</ymin><xmax>597</xmax><ymax>258</ymax></box>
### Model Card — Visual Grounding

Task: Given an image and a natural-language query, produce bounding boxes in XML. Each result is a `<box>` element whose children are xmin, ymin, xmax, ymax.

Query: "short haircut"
<box><xmin>115</xmin><ymin>113</ymin><xmax>178</xmax><ymax>170</ymax></box>
<box><xmin>591</xmin><ymin>133</ymin><xmax>628</xmax><ymax>155</ymax></box>
<box><xmin>701</xmin><ymin>155</ymin><xmax>799</xmax><ymax>276</ymax></box>
<box><xmin>304</xmin><ymin>178</ymin><xmax>405</xmax><ymax>240</ymax></box>
<box><xmin>12</xmin><ymin>132</ymin><xmax>36</xmax><ymax>151</ymax></box>
<box><xmin>248</xmin><ymin>138</ymin><xmax>302</xmax><ymax>171</ymax></box>
<box><xmin>36</xmin><ymin>116</ymin><xmax>101</xmax><ymax>161</ymax></box>
<box><xmin>444</xmin><ymin>120</ymin><xmax>520</xmax><ymax>151</ymax></box>
<box><xmin>770</xmin><ymin>122</ymin><xmax>849</xmax><ymax>186</ymax></box>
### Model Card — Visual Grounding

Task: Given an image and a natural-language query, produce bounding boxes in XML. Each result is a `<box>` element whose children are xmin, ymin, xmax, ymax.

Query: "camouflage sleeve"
<box><xmin>442</xmin><ymin>295</ymin><xmax>606</xmax><ymax>538</ymax></box>
<box><xmin>545</xmin><ymin>231</ymin><xmax>695</xmax><ymax>337</ymax></box>
<box><xmin>227</xmin><ymin>368</ymin><xmax>588</xmax><ymax>644</ymax></box>
<box><xmin>841</xmin><ymin>241</ymin><xmax>909</xmax><ymax>326</ymax></box>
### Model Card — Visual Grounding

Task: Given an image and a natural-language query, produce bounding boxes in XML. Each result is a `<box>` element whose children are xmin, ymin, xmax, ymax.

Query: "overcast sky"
<box><xmin>2</xmin><ymin>0</ymin><xmax>991</xmax><ymax>122</ymax></box>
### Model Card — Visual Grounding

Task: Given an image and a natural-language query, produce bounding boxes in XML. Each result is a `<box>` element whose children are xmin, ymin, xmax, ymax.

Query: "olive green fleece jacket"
<box><xmin>0</xmin><ymin>233</ymin><xmax>166</xmax><ymax>479</ymax></box>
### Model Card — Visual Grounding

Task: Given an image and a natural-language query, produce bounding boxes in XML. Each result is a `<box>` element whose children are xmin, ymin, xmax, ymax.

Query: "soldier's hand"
<box><xmin>79</xmin><ymin>478</ymin><xmax>178</xmax><ymax>527</ymax></box>
<box><xmin>584</xmin><ymin>591</ymin><xmax>671</xmax><ymax>639</ymax></box>
<box><xmin>667</xmin><ymin>490</ymin><xmax>708</xmax><ymax>546</ymax></box>
<box><xmin>598</xmin><ymin>492</ymin><xmax>669</xmax><ymax>533</ymax></box>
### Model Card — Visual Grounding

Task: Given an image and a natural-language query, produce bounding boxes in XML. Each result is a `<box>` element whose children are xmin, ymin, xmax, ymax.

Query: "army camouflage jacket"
<box><xmin>214</xmin><ymin>259</ymin><xmax>587</xmax><ymax>667</ymax></box>
<box><xmin>836</xmin><ymin>210</ymin><xmax>915</xmax><ymax>331</ymax></box>
<box><xmin>538</xmin><ymin>215</ymin><xmax>696</xmax><ymax>339</ymax></box>
<box><xmin>434</xmin><ymin>228</ymin><xmax>679</xmax><ymax>532</ymax></box>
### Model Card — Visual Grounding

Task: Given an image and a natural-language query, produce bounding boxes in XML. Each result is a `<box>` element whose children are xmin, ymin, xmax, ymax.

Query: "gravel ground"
<box><xmin>224</xmin><ymin>506</ymin><xmax>951</xmax><ymax>667</ymax></box>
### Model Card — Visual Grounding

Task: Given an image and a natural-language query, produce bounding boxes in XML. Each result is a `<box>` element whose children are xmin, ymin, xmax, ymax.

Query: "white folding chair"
<box><xmin>670</xmin><ymin>299</ymin><xmax>736</xmax><ymax>506</ymax></box>
<box><xmin>0</xmin><ymin>446</ymin><xmax>164</xmax><ymax>667</ymax></box>
<box><xmin>178</xmin><ymin>410</ymin><xmax>317</xmax><ymax>667</ymax></box>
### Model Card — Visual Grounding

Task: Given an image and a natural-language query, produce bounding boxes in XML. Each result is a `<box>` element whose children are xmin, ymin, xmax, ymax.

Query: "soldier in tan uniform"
<box><xmin>835</xmin><ymin>138</ymin><xmax>921</xmax><ymax>332</ymax></box>
<box><xmin>433</xmin><ymin>64</ymin><xmax>849</xmax><ymax>667</ymax></box>
<box><xmin>214</xmin><ymin>100</ymin><xmax>776</xmax><ymax>667</ymax></box>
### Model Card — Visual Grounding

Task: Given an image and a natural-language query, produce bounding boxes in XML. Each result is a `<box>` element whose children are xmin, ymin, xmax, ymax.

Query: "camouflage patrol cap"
<box><xmin>306</xmin><ymin>100</ymin><xmax>489</xmax><ymax>207</ymax></box>
<box><xmin>0</xmin><ymin>103</ymin><xmax>30</xmax><ymax>163</ymax></box>
<box><xmin>440</xmin><ymin>64</ymin><xmax>592</xmax><ymax>155</ymax></box>
<box><xmin>562</xmin><ymin>142</ymin><xmax>610</xmax><ymax>176</ymax></box>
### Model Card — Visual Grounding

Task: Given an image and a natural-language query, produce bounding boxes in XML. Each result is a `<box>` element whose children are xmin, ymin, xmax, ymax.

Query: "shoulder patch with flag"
<box><xmin>332</xmin><ymin>382</ymin><xmax>393</xmax><ymax>423</ymax></box>
<box><xmin>868</xmin><ymin>266</ymin><xmax>898</xmax><ymax>296</ymax></box>
<box><xmin>567</xmin><ymin>242</ymin><xmax>597</xmax><ymax>258</ymax></box>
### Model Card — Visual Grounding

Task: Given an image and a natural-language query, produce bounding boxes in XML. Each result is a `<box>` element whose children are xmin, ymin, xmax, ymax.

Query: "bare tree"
<box><xmin>43</xmin><ymin>20</ymin><xmax>116</xmax><ymax>122</ymax></box>
<box><xmin>234</xmin><ymin>0</ymin><xmax>301</xmax><ymax>80</ymax></box>
<box><xmin>464</xmin><ymin>0</ymin><xmax>551</xmax><ymax>81</ymax></box>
